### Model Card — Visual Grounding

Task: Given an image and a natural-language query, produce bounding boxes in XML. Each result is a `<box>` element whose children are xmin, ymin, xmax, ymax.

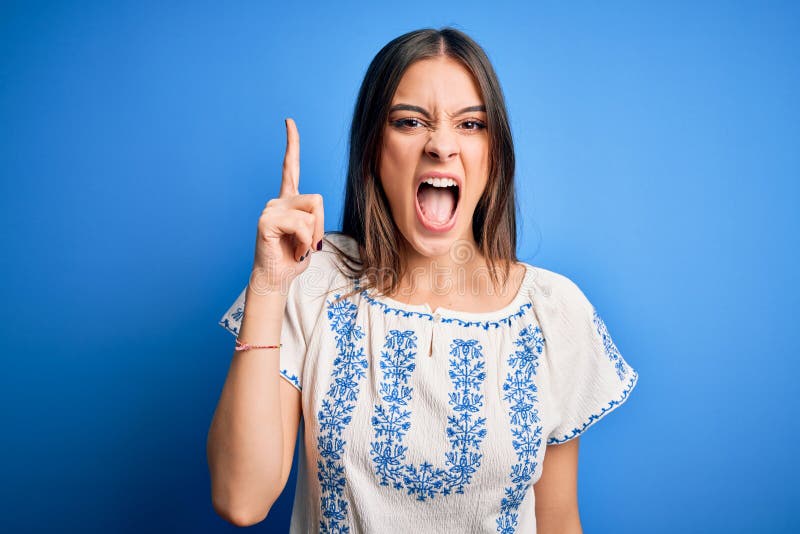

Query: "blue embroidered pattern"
<box><xmin>370</xmin><ymin>329</ymin><xmax>488</xmax><ymax>501</ymax></box>
<box><xmin>316</xmin><ymin>293</ymin><xmax>368</xmax><ymax>533</ymax></box>
<box><xmin>546</xmin><ymin>309</ymin><xmax>638</xmax><ymax>445</ymax></box>
<box><xmin>218</xmin><ymin>304</ymin><xmax>303</xmax><ymax>391</ymax></box>
<box><xmin>546</xmin><ymin>372</ymin><xmax>638</xmax><ymax>445</ymax></box>
<box><xmin>496</xmin><ymin>324</ymin><xmax>545</xmax><ymax>533</ymax></box>
<box><xmin>592</xmin><ymin>308</ymin><xmax>629</xmax><ymax>381</ymax></box>
<box><xmin>361</xmin><ymin>289</ymin><xmax>534</xmax><ymax>330</ymax></box>
<box><xmin>218</xmin><ymin>305</ymin><xmax>243</xmax><ymax>337</ymax></box>
<box><xmin>216</xmin><ymin>263</ymin><xmax>639</xmax><ymax>528</ymax></box>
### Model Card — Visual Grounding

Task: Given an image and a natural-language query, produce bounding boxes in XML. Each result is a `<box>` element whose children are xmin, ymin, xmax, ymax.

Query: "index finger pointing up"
<box><xmin>280</xmin><ymin>118</ymin><xmax>300</xmax><ymax>198</ymax></box>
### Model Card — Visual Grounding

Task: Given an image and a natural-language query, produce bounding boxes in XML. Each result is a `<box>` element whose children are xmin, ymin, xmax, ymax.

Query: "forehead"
<box><xmin>391</xmin><ymin>56</ymin><xmax>484</xmax><ymax>110</ymax></box>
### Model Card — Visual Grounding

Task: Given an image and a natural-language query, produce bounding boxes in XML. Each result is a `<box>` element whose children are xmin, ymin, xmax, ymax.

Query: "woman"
<box><xmin>208</xmin><ymin>27</ymin><xmax>638</xmax><ymax>533</ymax></box>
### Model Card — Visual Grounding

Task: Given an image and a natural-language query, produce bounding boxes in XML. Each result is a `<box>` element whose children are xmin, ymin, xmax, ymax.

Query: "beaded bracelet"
<box><xmin>234</xmin><ymin>338</ymin><xmax>282</xmax><ymax>351</ymax></box>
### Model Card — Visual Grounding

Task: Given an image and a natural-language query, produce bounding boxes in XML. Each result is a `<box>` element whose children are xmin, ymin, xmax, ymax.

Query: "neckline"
<box><xmin>362</xmin><ymin>263</ymin><xmax>535</xmax><ymax>322</ymax></box>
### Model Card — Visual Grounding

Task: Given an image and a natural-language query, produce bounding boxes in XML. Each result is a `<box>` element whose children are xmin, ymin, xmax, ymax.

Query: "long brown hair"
<box><xmin>325</xmin><ymin>27</ymin><xmax>518</xmax><ymax>302</ymax></box>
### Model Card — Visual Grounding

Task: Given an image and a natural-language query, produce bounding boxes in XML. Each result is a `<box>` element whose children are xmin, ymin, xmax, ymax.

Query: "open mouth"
<box><xmin>415</xmin><ymin>178</ymin><xmax>460</xmax><ymax>230</ymax></box>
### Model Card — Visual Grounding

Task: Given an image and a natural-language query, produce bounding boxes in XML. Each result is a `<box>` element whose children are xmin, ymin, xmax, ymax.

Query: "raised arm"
<box><xmin>206</xmin><ymin>118</ymin><xmax>324</xmax><ymax>526</ymax></box>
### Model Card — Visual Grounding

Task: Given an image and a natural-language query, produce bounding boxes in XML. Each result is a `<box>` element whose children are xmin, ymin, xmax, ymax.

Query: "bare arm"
<box><xmin>207</xmin><ymin>118</ymin><xmax>321</xmax><ymax>527</ymax></box>
<box><xmin>535</xmin><ymin>437</ymin><xmax>582</xmax><ymax>534</ymax></box>
<box><xmin>206</xmin><ymin>288</ymin><xmax>302</xmax><ymax>526</ymax></box>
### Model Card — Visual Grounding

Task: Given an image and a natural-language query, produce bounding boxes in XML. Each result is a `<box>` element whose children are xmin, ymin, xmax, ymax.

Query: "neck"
<box><xmin>394</xmin><ymin>234</ymin><xmax>505</xmax><ymax>298</ymax></box>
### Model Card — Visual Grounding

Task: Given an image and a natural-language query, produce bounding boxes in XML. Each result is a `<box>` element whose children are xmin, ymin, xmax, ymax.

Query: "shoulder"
<box><xmin>527</xmin><ymin>265</ymin><xmax>594</xmax><ymax>317</ymax></box>
<box><xmin>524</xmin><ymin>264</ymin><xmax>602</xmax><ymax>344</ymax></box>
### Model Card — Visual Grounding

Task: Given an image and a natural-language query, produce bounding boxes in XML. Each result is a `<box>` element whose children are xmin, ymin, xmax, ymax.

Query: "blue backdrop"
<box><xmin>2</xmin><ymin>1</ymin><xmax>798</xmax><ymax>532</ymax></box>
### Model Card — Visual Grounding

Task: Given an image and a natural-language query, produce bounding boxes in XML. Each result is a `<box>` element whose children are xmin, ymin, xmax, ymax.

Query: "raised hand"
<box><xmin>250</xmin><ymin>118</ymin><xmax>325</xmax><ymax>294</ymax></box>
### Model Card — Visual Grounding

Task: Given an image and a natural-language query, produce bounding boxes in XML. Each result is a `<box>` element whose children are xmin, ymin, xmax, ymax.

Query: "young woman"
<box><xmin>208</xmin><ymin>27</ymin><xmax>638</xmax><ymax>533</ymax></box>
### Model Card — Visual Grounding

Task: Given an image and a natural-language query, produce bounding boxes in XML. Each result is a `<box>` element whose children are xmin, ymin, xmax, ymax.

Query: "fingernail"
<box><xmin>316</xmin><ymin>240</ymin><xmax>322</xmax><ymax>251</ymax></box>
<box><xmin>298</xmin><ymin>252</ymin><xmax>305</xmax><ymax>262</ymax></box>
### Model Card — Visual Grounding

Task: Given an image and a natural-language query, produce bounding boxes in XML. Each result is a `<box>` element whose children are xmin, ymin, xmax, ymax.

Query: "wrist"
<box><xmin>242</xmin><ymin>284</ymin><xmax>288</xmax><ymax>321</ymax></box>
<box><xmin>248</xmin><ymin>264</ymin><xmax>296</xmax><ymax>297</ymax></box>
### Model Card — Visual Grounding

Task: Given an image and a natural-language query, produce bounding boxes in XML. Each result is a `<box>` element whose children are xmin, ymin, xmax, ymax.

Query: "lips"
<box><xmin>414</xmin><ymin>171</ymin><xmax>462</xmax><ymax>233</ymax></box>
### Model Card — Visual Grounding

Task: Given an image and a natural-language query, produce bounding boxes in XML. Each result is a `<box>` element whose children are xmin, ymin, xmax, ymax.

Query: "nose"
<box><xmin>425</xmin><ymin>126</ymin><xmax>459</xmax><ymax>161</ymax></box>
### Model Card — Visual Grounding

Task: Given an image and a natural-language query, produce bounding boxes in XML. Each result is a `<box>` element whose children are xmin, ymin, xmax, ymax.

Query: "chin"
<box><xmin>411</xmin><ymin>237</ymin><xmax>455</xmax><ymax>259</ymax></box>
<box><xmin>401</xmin><ymin>213</ymin><xmax>473</xmax><ymax>261</ymax></box>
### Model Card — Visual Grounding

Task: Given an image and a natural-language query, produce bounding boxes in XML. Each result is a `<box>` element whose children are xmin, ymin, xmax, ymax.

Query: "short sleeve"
<box><xmin>217</xmin><ymin>276</ymin><xmax>310</xmax><ymax>393</ymax></box>
<box><xmin>545</xmin><ymin>276</ymin><xmax>639</xmax><ymax>445</ymax></box>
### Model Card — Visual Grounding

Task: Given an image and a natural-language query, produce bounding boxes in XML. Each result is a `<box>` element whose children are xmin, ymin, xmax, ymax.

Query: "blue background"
<box><xmin>2</xmin><ymin>1</ymin><xmax>798</xmax><ymax>532</ymax></box>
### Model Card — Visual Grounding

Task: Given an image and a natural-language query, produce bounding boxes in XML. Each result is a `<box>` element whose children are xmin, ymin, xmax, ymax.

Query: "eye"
<box><xmin>460</xmin><ymin>120</ymin><xmax>487</xmax><ymax>131</ymax></box>
<box><xmin>392</xmin><ymin>118</ymin><xmax>425</xmax><ymax>129</ymax></box>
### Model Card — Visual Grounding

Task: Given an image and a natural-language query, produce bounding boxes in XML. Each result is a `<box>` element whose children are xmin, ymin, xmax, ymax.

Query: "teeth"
<box><xmin>422</xmin><ymin>177</ymin><xmax>458</xmax><ymax>188</ymax></box>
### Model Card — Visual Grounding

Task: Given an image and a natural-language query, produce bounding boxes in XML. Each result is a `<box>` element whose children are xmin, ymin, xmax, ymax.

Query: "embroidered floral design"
<box><xmin>361</xmin><ymin>289</ymin><xmax>532</xmax><ymax>330</ymax></box>
<box><xmin>592</xmin><ymin>308</ymin><xmax>629</xmax><ymax>381</ymax></box>
<box><xmin>280</xmin><ymin>371</ymin><xmax>301</xmax><ymax>390</ymax></box>
<box><xmin>317</xmin><ymin>293</ymin><xmax>368</xmax><ymax>533</ymax></box>
<box><xmin>370</xmin><ymin>330</ymin><xmax>488</xmax><ymax>501</ymax></box>
<box><xmin>547</xmin><ymin>310</ymin><xmax>638</xmax><ymax>444</ymax></box>
<box><xmin>496</xmin><ymin>324</ymin><xmax>545</xmax><ymax>533</ymax></box>
<box><xmin>546</xmin><ymin>371</ymin><xmax>638</xmax><ymax>445</ymax></box>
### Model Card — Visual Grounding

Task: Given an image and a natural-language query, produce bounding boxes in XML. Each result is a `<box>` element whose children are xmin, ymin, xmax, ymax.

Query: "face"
<box><xmin>378</xmin><ymin>55</ymin><xmax>490</xmax><ymax>262</ymax></box>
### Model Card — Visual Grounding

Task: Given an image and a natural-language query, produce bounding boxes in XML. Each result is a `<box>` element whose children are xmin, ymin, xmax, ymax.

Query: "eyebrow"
<box><xmin>388</xmin><ymin>103</ymin><xmax>486</xmax><ymax>117</ymax></box>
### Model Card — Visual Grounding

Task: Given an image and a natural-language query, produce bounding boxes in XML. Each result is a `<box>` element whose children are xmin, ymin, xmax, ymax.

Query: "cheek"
<box><xmin>379</xmin><ymin>141</ymin><xmax>409</xmax><ymax>206</ymax></box>
<box><xmin>469</xmin><ymin>137</ymin><xmax>490</xmax><ymax>167</ymax></box>
<box><xmin>380</xmin><ymin>136</ymin><xmax>419</xmax><ymax>193</ymax></box>
<box><xmin>382</xmin><ymin>134</ymin><xmax>420</xmax><ymax>167</ymax></box>
<box><xmin>464</xmin><ymin>139</ymin><xmax>490</xmax><ymax>195</ymax></box>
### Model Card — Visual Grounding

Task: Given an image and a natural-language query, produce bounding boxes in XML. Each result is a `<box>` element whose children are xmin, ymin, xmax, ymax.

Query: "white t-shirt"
<box><xmin>218</xmin><ymin>232</ymin><xmax>639</xmax><ymax>533</ymax></box>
